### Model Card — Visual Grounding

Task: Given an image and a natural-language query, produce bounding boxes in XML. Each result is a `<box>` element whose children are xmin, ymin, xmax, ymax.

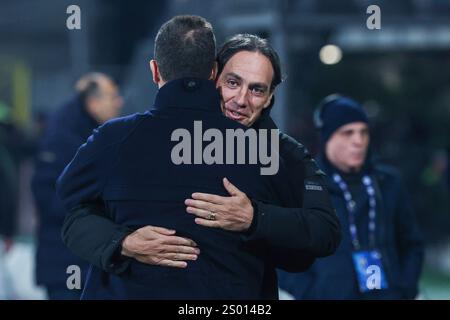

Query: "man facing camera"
<box><xmin>278</xmin><ymin>95</ymin><xmax>424</xmax><ymax>299</ymax></box>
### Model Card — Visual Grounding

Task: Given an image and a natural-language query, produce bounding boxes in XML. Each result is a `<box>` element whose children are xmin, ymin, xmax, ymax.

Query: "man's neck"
<box><xmin>333</xmin><ymin>163</ymin><xmax>362</xmax><ymax>175</ymax></box>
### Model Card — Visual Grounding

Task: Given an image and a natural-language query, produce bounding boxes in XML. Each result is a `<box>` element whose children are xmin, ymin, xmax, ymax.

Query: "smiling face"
<box><xmin>325</xmin><ymin>122</ymin><xmax>370</xmax><ymax>173</ymax></box>
<box><xmin>216</xmin><ymin>51</ymin><xmax>274</xmax><ymax>127</ymax></box>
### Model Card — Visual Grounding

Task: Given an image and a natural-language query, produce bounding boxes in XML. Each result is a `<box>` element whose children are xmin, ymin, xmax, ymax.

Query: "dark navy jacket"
<box><xmin>58</xmin><ymin>104</ymin><xmax>341</xmax><ymax>300</ymax></box>
<box><xmin>32</xmin><ymin>95</ymin><xmax>94</xmax><ymax>287</ymax></box>
<box><xmin>278</xmin><ymin>155</ymin><xmax>424</xmax><ymax>299</ymax></box>
<box><xmin>57</xmin><ymin>78</ymin><xmax>314</xmax><ymax>299</ymax></box>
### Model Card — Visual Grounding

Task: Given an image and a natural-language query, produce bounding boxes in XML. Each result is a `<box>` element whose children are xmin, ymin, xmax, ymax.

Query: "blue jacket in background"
<box><xmin>278</xmin><ymin>155</ymin><xmax>424</xmax><ymax>299</ymax></box>
<box><xmin>32</xmin><ymin>95</ymin><xmax>95</xmax><ymax>288</ymax></box>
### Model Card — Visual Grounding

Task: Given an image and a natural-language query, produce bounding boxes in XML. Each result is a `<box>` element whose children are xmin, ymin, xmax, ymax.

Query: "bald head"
<box><xmin>75</xmin><ymin>73</ymin><xmax>123</xmax><ymax>124</ymax></box>
<box><xmin>75</xmin><ymin>72</ymin><xmax>109</xmax><ymax>93</ymax></box>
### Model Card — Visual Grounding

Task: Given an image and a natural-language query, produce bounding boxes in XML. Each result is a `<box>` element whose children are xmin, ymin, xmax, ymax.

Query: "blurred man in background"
<box><xmin>278</xmin><ymin>95</ymin><xmax>424</xmax><ymax>299</ymax></box>
<box><xmin>31</xmin><ymin>73</ymin><xmax>123</xmax><ymax>299</ymax></box>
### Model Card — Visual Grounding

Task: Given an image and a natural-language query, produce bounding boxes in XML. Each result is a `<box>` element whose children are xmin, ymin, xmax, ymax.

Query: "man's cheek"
<box><xmin>222</xmin><ymin>90</ymin><xmax>232</xmax><ymax>102</ymax></box>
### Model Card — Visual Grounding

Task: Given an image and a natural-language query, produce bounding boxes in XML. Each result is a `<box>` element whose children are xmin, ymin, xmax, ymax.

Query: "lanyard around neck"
<box><xmin>333</xmin><ymin>173</ymin><xmax>377</xmax><ymax>250</ymax></box>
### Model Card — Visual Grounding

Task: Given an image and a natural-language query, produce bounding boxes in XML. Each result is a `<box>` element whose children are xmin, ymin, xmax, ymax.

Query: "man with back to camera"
<box><xmin>60</xmin><ymin>31</ymin><xmax>342</xmax><ymax>299</ymax></box>
<box><xmin>277</xmin><ymin>95</ymin><xmax>424</xmax><ymax>299</ymax></box>
<box><xmin>57</xmin><ymin>15</ymin><xmax>329</xmax><ymax>299</ymax></box>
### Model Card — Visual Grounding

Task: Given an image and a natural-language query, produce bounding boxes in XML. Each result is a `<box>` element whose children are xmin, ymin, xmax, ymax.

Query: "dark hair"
<box><xmin>154</xmin><ymin>15</ymin><xmax>216</xmax><ymax>82</ymax></box>
<box><xmin>217</xmin><ymin>34</ymin><xmax>282</xmax><ymax>92</ymax></box>
<box><xmin>75</xmin><ymin>72</ymin><xmax>109</xmax><ymax>102</ymax></box>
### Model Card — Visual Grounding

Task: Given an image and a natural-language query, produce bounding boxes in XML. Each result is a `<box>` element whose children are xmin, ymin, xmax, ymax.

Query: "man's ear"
<box><xmin>150</xmin><ymin>60</ymin><xmax>160</xmax><ymax>84</ymax></box>
<box><xmin>263</xmin><ymin>92</ymin><xmax>275</xmax><ymax>109</ymax></box>
<box><xmin>209</xmin><ymin>62</ymin><xmax>218</xmax><ymax>81</ymax></box>
<box><xmin>85</xmin><ymin>96</ymin><xmax>100</xmax><ymax>122</ymax></box>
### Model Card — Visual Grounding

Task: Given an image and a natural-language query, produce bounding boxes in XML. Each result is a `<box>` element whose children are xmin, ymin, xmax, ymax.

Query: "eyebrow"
<box><xmin>225</xmin><ymin>72</ymin><xmax>243</xmax><ymax>81</ymax></box>
<box><xmin>342</xmin><ymin>128</ymin><xmax>369</xmax><ymax>134</ymax></box>
<box><xmin>224</xmin><ymin>72</ymin><xmax>269</xmax><ymax>91</ymax></box>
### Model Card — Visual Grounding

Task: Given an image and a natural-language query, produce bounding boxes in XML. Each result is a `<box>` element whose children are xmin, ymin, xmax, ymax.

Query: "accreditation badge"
<box><xmin>352</xmin><ymin>250</ymin><xmax>389</xmax><ymax>293</ymax></box>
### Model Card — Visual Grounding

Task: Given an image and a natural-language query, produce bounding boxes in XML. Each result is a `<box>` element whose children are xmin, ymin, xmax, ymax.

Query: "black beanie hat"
<box><xmin>315</xmin><ymin>95</ymin><xmax>368</xmax><ymax>145</ymax></box>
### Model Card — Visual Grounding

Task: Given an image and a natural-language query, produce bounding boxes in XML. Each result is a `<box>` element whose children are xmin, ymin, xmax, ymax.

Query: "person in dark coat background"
<box><xmin>58</xmin><ymin>31</ymin><xmax>341</xmax><ymax>300</ymax></box>
<box><xmin>1</xmin><ymin>102</ymin><xmax>35</xmax><ymax>248</ymax></box>
<box><xmin>31</xmin><ymin>73</ymin><xmax>123</xmax><ymax>299</ymax></box>
<box><xmin>0</xmin><ymin>120</ymin><xmax>20</xmax><ymax>249</ymax></box>
<box><xmin>278</xmin><ymin>95</ymin><xmax>424</xmax><ymax>299</ymax></box>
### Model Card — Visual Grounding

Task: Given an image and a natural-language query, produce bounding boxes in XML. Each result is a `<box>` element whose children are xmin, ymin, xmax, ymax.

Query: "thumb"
<box><xmin>148</xmin><ymin>225</ymin><xmax>176</xmax><ymax>236</ymax></box>
<box><xmin>223</xmin><ymin>177</ymin><xmax>241</xmax><ymax>196</ymax></box>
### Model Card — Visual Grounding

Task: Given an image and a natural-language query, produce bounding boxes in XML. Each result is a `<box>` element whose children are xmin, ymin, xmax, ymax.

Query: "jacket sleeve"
<box><xmin>32</xmin><ymin>131</ymin><xmax>84</xmax><ymax>222</ymax></box>
<box><xmin>394</xmin><ymin>176</ymin><xmax>424</xmax><ymax>299</ymax></box>
<box><xmin>56</xmin><ymin>124</ymin><xmax>115</xmax><ymax>211</ymax></box>
<box><xmin>242</xmin><ymin>119</ymin><xmax>341</xmax><ymax>271</ymax></box>
<box><xmin>61</xmin><ymin>202</ymin><xmax>133</xmax><ymax>275</ymax></box>
<box><xmin>57</xmin><ymin>120</ymin><xmax>133</xmax><ymax>273</ymax></box>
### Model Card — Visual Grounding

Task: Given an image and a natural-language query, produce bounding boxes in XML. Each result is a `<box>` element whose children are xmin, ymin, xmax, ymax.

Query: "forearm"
<box><xmin>62</xmin><ymin>203</ymin><xmax>133</xmax><ymax>274</ymax></box>
<box><xmin>247</xmin><ymin>200</ymin><xmax>339</xmax><ymax>256</ymax></box>
<box><xmin>277</xmin><ymin>132</ymin><xmax>341</xmax><ymax>255</ymax></box>
<box><xmin>243</xmin><ymin>166</ymin><xmax>340</xmax><ymax>257</ymax></box>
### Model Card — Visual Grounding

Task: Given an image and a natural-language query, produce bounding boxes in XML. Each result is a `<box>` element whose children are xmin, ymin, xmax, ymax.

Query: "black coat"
<box><xmin>0</xmin><ymin>122</ymin><xmax>32</xmax><ymax>238</ymax></box>
<box><xmin>0</xmin><ymin>124</ymin><xmax>18</xmax><ymax>238</ymax></box>
<box><xmin>59</xmin><ymin>79</ymin><xmax>340</xmax><ymax>299</ymax></box>
<box><xmin>32</xmin><ymin>95</ymin><xmax>96</xmax><ymax>287</ymax></box>
<box><xmin>278</xmin><ymin>155</ymin><xmax>424</xmax><ymax>299</ymax></box>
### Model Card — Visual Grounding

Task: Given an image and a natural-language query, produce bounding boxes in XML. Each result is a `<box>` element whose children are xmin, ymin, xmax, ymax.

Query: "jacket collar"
<box><xmin>153</xmin><ymin>77</ymin><xmax>222</xmax><ymax>113</ymax></box>
<box><xmin>317</xmin><ymin>153</ymin><xmax>374</xmax><ymax>194</ymax></box>
<box><xmin>58</xmin><ymin>95</ymin><xmax>99</xmax><ymax>138</ymax></box>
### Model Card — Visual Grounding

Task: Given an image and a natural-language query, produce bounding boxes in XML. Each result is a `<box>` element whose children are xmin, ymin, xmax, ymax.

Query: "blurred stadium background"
<box><xmin>0</xmin><ymin>0</ymin><xmax>449</xmax><ymax>299</ymax></box>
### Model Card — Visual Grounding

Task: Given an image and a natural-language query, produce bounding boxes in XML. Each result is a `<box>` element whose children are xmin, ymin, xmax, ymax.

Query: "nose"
<box><xmin>352</xmin><ymin>133</ymin><xmax>365</xmax><ymax>146</ymax></box>
<box><xmin>234</xmin><ymin>87</ymin><xmax>247</xmax><ymax>108</ymax></box>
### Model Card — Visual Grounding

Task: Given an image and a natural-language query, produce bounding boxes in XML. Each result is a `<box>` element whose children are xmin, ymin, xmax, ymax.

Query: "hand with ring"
<box><xmin>184</xmin><ymin>177</ymin><xmax>254</xmax><ymax>232</ymax></box>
